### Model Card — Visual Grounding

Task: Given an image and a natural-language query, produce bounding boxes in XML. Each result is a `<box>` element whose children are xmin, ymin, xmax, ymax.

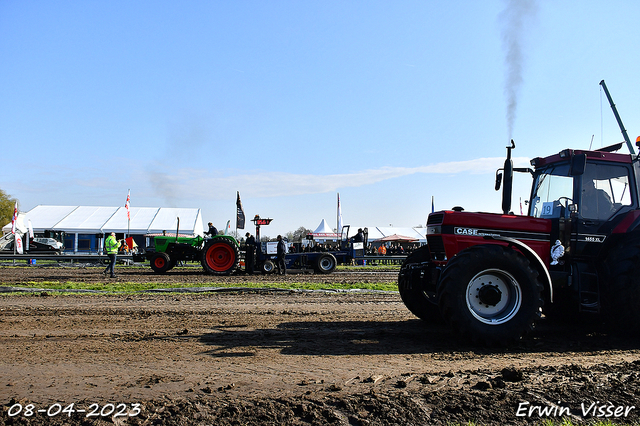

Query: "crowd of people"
<box><xmin>206</xmin><ymin>221</ymin><xmax>423</xmax><ymax>268</ymax></box>
<box><xmin>206</xmin><ymin>222</ymin><xmax>423</xmax><ymax>257</ymax></box>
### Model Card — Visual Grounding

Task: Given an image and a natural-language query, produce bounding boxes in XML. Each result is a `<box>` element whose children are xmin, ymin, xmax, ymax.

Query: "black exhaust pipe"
<box><xmin>502</xmin><ymin>140</ymin><xmax>515</xmax><ymax>215</ymax></box>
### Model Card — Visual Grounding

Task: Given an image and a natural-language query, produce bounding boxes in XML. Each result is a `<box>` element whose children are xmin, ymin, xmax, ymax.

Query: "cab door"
<box><xmin>574</xmin><ymin>162</ymin><xmax>634</xmax><ymax>257</ymax></box>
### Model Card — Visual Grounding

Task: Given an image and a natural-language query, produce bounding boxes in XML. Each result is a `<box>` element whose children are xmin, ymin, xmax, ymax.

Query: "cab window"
<box><xmin>580</xmin><ymin>163</ymin><xmax>632</xmax><ymax>220</ymax></box>
<box><xmin>530</xmin><ymin>164</ymin><xmax>573</xmax><ymax>218</ymax></box>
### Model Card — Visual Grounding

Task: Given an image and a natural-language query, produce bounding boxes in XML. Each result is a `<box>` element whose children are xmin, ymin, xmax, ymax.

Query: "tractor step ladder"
<box><xmin>578</xmin><ymin>270</ymin><xmax>600</xmax><ymax>313</ymax></box>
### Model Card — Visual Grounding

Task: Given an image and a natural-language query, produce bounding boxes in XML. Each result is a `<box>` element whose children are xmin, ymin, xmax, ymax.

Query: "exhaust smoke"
<box><xmin>500</xmin><ymin>0</ymin><xmax>537</xmax><ymax>139</ymax></box>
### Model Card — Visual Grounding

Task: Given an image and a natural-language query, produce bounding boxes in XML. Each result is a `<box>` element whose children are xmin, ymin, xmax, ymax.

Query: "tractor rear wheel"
<box><xmin>150</xmin><ymin>252</ymin><xmax>172</xmax><ymax>274</ymax></box>
<box><xmin>438</xmin><ymin>244</ymin><xmax>543</xmax><ymax>345</ymax></box>
<box><xmin>398</xmin><ymin>245</ymin><xmax>440</xmax><ymax>322</ymax></box>
<box><xmin>314</xmin><ymin>253</ymin><xmax>337</xmax><ymax>274</ymax></box>
<box><xmin>201</xmin><ymin>239</ymin><xmax>239</xmax><ymax>275</ymax></box>
<box><xmin>602</xmin><ymin>238</ymin><xmax>640</xmax><ymax>335</ymax></box>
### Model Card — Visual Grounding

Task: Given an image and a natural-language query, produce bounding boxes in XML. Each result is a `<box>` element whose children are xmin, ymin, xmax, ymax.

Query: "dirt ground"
<box><xmin>2</xmin><ymin>265</ymin><xmax>640</xmax><ymax>425</ymax></box>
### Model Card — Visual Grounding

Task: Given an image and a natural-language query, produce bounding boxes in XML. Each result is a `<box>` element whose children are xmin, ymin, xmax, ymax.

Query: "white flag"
<box><xmin>337</xmin><ymin>193</ymin><xmax>343</xmax><ymax>235</ymax></box>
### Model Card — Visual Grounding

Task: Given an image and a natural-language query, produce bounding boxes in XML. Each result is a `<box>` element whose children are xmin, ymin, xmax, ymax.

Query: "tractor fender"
<box><xmin>482</xmin><ymin>235</ymin><xmax>554</xmax><ymax>304</ymax></box>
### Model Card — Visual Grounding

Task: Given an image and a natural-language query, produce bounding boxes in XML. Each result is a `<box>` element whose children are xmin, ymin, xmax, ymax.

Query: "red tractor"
<box><xmin>399</xmin><ymin>139</ymin><xmax>640</xmax><ymax>344</ymax></box>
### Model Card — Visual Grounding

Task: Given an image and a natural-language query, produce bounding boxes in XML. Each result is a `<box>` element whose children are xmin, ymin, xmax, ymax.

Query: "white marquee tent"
<box><xmin>2</xmin><ymin>205</ymin><xmax>204</xmax><ymax>253</ymax></box>
<box><xmin>311</xmin><ymin>219</ymin><xmax>338</xmax><ymax>240</ymax></box>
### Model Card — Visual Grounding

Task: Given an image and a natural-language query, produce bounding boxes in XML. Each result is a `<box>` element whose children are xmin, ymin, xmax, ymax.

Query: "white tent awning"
<box><xmin>11</xmin><ymin>205</ymin><xmax>204</xmax><ymax>237</ymax></box>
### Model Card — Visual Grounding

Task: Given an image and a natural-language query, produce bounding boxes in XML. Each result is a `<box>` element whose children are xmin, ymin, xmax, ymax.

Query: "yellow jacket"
<box><xmin>105</xmin><ymin>235</ymin><xmax>121</xmax><ymax>254</ymax></box>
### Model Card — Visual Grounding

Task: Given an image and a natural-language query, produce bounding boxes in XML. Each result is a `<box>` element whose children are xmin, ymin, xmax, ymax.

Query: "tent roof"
<box><xmin>343</xmin><ymin>226</ymin><xmax>426</xmax><ymax>242</ymax></box>
<box><xmin>1</xmin><ymin>213</ymin><xmax>28</xmax><ymax>234</ymax></box>
<box><xmin>376</xmin><ymin>226</ymin><xmax>426</xmax><ymax>241</ymax></box>
<box><xmin>310</xmin><ymin>219</ymin><xmax>338</xmax><ymax>240</ymax></box>
<box><xmin>378</xmin><ymin>233</ymin><xmax>419</xmax><ymax>242</ymax></box>
<box><xmin>9</xmin><ymin>205</ymin><xmax>204</xmax><ymax>236</ymax></box>
<box><xmin>312</xmin><ymin>219</ymin><xmax>334</xmax><ymax>234</ymax></box>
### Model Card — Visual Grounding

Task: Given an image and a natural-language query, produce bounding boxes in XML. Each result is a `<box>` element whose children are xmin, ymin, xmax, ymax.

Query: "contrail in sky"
<box><xmin>500</xmin><ymin>0</ymin><xmax>537</xmax><ymax>139</ymax></box>
<box><xmin>134</xmin><ymin>157</ymin><xmax>531</xmax><ymax>200</ymax></box>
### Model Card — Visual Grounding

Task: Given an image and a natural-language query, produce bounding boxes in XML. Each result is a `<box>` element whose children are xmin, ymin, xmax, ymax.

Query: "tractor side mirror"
<box><xmin>571</xmin><ymin>154</ymin><xmax>586</xmax><ymax>176</ymax></box>
<box><xmin>495</xmin><ymin>170</ymin><xmax>503</xmax><ymax>191</ymax></box>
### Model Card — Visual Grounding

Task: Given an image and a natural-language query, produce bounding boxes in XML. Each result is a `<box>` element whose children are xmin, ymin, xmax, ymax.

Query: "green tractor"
<box><xmin>146</xmin><ymin>234</ymin><xmax>240</xmax><ymax>275</ymax></box>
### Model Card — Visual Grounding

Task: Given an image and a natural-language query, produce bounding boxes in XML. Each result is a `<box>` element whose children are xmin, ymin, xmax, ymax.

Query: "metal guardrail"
<box><xmin>354</xmin><ymin>255</ymin><xmax>406</xmax><ymax>265</ymax></box>
<box><xmin>0</xmin><ymin>254</ymin><xmax>133</xmax><ymax>262</ymax></box>
<box><xmin>0</xmin><ymin>253</ymin><xmax>403</xmax><ymax>266</ymax></box>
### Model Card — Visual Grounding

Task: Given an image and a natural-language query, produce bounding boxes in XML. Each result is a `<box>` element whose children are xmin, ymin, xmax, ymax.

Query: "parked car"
<box><xmin>0</xmin><ymin>235</ymin><xmax>64</xmax><ymax>254</ymax></box>
<box><xmin>29</xmin><ymin>237</ymin><xmax>64</xmax><ymax>254</ymax></box>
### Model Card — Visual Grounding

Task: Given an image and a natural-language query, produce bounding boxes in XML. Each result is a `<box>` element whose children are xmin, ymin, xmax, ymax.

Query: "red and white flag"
<box><xmin>125</xmin><ymin>190</ymin><xmax>131</xmax><ymax>220</ymax></box>
<box><xmin>519</xmin><ymin>197</ymin><xmax>523</xmax><ymax>215</ymax></box>
<box><xmin>11</xmin><ymin>201</ymin><xmax>18</xmax><ymax>234</ymax></box>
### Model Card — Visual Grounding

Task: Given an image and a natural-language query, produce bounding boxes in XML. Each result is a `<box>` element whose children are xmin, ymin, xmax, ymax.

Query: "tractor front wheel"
<box><xmin>150</xmin><ymin>252</ymin><xmax>172</xmax><ymax>274</ymax></box>
<box><xmin>201</xmin><ymin>239</ymin><xmax>239</xmax><ymax>275</ymax></box>
<box><xmin>438</xmin><ymin>244</ymin><xmax>543</xmax><ymax>345</ymax></box>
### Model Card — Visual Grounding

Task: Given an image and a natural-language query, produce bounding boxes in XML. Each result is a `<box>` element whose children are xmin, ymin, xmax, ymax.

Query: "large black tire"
<box><xmin>602</xmin><ymin>238</ymin><xmax>640</xmax><ymax>336</ymax></box>
<box><xmin>150</xmin><ymin>252</ymin><xmax>172</xmax><ymax>274</ymax></box>
<box><xmin>201</xmin><ymin>239</ymin><xmax>239</xmax><ymax>275</ymax></box>
<box><xmin>438</xmin><ymin>244</ymin><xmax>543</xmax><ymax>345</ymax></box>
<box><xmin>314</xmin><ymin>253</ymin><xmax>337</xmax><ymax>274</ymax></box>
<box><xmin>398</xmin><ymin>245</ymin><xmax>441</xmax><ymax>322</ymax></box>
<box><xmin>262</xmin><ymin>260</ymin><xmax>275</xmax><ymax>274</ymax></box>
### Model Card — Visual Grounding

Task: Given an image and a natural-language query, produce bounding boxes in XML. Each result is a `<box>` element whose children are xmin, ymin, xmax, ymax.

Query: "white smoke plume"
<box><xmin>500</xmin><ymin>0</ymin><xmax>538</xmax><ymax>139</ymax></box>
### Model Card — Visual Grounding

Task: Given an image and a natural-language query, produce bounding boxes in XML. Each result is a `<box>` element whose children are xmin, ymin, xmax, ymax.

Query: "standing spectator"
<box><xmin>103</xmin><ymin>232</ymin><xmax>121</xmax><ymax>278</ymax></box>
<box><xmin>245</xmin><ymin>232</ymin><xmax>256</xmax><ymax>274</ymax></box>
<box><xmin>377</xmin><ymin>244</ymin><xmax>387</xmax><ymax>256</ymax></box>
<box><xmin>276</xmin><ymin>235</ymin><xmax>287</xmax><ymax>275</ymax></box>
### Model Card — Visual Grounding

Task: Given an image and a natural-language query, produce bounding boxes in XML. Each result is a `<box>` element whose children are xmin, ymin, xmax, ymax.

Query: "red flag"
<box><xmin>11</xmin><ymin>201</ymin><xmax>18</xmax><ymax>234</ymax></box>
<box><xmin>125</xmin><ymin>190</ymin><xmax>131</xmax><ymax>220</ymax></box>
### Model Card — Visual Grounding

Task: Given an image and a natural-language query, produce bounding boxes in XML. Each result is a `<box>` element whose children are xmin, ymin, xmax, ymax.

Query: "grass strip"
<box><xmin>2</xmin><ymin>280</ymin><xmax>397</xmax><ymax>294</ymax></box>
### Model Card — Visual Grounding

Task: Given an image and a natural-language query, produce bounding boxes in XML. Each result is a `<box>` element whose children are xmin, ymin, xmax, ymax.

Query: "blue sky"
<box><xmin>2</xmin><ymin>1</ymin><xmax>639</xmax><ymax>237</ymax></box>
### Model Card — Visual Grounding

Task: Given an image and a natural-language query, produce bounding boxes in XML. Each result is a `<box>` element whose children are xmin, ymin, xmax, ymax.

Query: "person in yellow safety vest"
<box><xmin>103</xmin><ymin>232</ymin><xmax>121</xmax><ymax>278</ymax></box>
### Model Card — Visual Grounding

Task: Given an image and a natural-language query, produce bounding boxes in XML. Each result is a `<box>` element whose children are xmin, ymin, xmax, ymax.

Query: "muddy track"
<box><xmin>1</xmin><ymin>266</ymin><xmax>640</xmax><ymax>425</ymax></box>
<box><xmin>0</xmin><ymin>264</ymin><xmax>398</xmax><ymax>287</ymax></box>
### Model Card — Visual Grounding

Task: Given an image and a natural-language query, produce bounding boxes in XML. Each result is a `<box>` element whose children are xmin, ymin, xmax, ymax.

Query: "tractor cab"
<box><xmin>528</xmin><ymin>144</ymin><xmax>639</xmax><ymax>262</ymax></box>
<box><xmin>338</xmin><ymin>225</ymin><xmax>368</xmax><ymax>260</ymax></box>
